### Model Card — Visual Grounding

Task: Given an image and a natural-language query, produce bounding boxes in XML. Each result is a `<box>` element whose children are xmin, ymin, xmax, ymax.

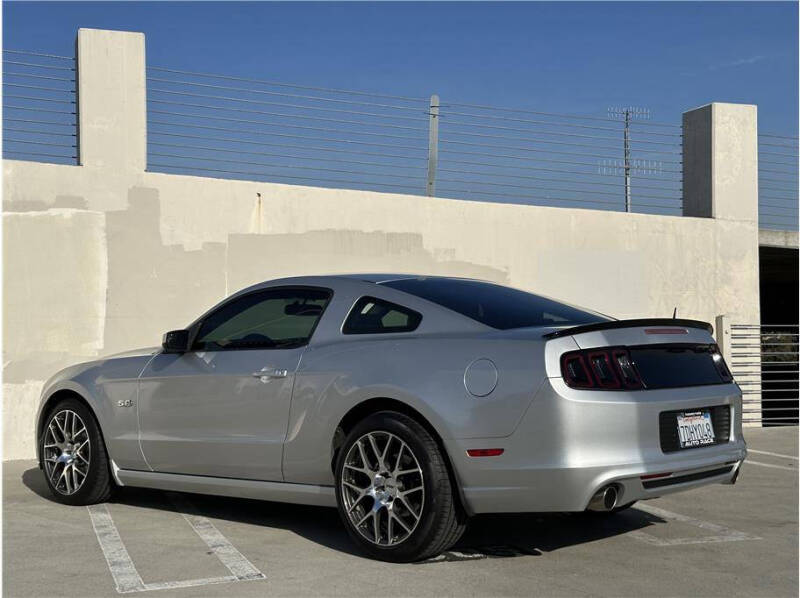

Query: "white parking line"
<box><xmin>747</xmin><ymin>449</ymin><xmax>799</xmax><ymax>461</ymax></box>
<box><xmin>87</xmin><ymin>504</ymin><xmax>147</xmax><ymax>593</ymax></box>
<box><xmin>168</xmin><ymin>493</ymin><xmax>265</xmax><ymax>582</ymax></box>
<box><xmin>87</xmin><ymin>500</ymin><xmax>265</xmax><ymax>594</ymax></box>
<box><xmin>746</xmin><ymin>460</ymin><xmax>798</xmax><ymax>472</ymax></box>
<box><xmin>629</xmin><ymin>503</ymin><xmax>760</xmax><ymax>546</ymax></box>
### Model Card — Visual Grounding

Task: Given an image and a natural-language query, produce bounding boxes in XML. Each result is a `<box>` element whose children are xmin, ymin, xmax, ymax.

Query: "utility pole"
<box><xmin>608</xmin><ymin>106</ymin><xmax>650</xmax><ymax>212</ymax></box>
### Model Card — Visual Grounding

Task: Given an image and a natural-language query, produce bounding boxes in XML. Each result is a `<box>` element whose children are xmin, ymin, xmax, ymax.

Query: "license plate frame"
<box><xmin>676</xmin><ymin>409</ymin><xmax>716</xmax><ymax>449</ymax></box>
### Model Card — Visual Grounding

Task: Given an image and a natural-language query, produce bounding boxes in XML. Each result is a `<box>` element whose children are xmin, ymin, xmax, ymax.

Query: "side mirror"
<box><xmin>162</xmin><ymin>329</ymin><xmax>190</xmax><ymax>353</ymax></box>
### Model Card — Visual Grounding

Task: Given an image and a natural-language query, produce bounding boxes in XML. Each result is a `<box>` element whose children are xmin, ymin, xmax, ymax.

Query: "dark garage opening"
<box><xmin>759</xmin><ymin>246</ymin><xmax>799</xmax><ymax>426</ymax></box>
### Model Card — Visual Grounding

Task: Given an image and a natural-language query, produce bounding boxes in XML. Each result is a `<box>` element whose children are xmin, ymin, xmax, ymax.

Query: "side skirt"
<box><xmin>116</xmin><ymin>469</ymin><xmax>337</xmax><ymax>507</ymax></box>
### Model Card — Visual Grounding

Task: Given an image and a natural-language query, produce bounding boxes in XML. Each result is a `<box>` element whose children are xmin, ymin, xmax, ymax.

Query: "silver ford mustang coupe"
<box><xmin>36</xmin><ymin>274</ymin><xmax>746</xmax><ymax>561</ymax></box>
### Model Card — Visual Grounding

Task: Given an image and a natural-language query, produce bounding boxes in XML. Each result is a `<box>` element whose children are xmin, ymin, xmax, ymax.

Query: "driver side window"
<box><xmin>192</xmin><ymin>288</ymin><xmax>331</xmax><ymax>351</ymax></box>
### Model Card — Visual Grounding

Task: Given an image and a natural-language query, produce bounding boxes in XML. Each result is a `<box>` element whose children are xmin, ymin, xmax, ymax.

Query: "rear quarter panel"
<box><xmin>281</xmin><ymin>334</ymin><xmax>545</xmax><ymax>485</ymax></box>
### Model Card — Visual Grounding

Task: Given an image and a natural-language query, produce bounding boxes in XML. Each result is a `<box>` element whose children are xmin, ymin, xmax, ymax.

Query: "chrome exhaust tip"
<box><xmin>587</xmin><ymin>485</ymin><xmax>619</xmax><ymax>512</ymax></box>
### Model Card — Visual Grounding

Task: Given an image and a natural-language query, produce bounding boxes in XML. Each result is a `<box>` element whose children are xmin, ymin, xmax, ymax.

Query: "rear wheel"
<box><xmin>40</xmin><ymin>398</ymin><xmax>113</xmax><ymax>505</ymax></box>
<box><xmin>334</xmin><ymin>411</ymin><xmax>466</xmax><ymax>562</ymax></box>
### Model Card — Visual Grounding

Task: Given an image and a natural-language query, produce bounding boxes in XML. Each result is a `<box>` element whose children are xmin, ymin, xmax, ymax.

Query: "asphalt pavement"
<box><xmin>4</xmin><ymin>426</ymin><xmax>797</xmax><ymax>597</ymax></box>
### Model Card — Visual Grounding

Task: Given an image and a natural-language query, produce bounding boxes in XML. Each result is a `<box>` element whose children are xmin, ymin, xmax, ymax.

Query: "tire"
<box><xmin>40</xmin><ymin>398</ymin><xmax>113</xmax><ymax>506</ymax></box>
<box><xmin>334</xmin><ymin>411</ymin><xmax>466</xmax><ymax>562</ymax></box>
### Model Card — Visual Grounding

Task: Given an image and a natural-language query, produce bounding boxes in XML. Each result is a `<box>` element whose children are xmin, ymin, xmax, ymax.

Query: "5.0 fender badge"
<box><xmin>117</xmin><ymin>399</ymin><xmax>134</xmax><ymax>408</ymax></box>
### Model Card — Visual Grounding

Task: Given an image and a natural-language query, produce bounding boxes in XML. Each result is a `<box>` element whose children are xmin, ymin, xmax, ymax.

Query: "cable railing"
<box><xmin>143</xmin><ymin>65</ymin><xmax>683</xmax><ymax>214</ymax></box>
<box><xmin>3</xmin><ymin>47</ymin><xmax>795</xmax><ymax>229</ymax></box>
<box><xmin>2</xmin><ymin>49</ymin><xmax>78</xmax><ymax>165</ymax></box>
<box><xmin>436</xmin><ymin>103</ymin><xmax>683</xmax><ymax>213</ymax></box>
<box><xmin>758</xmin><ymin>132</ymin><xmax>798</xmax><ymax>231</ymax></box>
<box><xmin>145</xmin><ymin>65</ymin><xmax>430</xmax><ymax>196</ymax></box>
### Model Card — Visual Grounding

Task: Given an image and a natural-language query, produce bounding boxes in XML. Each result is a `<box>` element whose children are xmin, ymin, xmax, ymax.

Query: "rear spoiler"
<box><xmin>543</xmin><ymin>318</ymin><xmax>713</xmax><ymax>340</ymax></box>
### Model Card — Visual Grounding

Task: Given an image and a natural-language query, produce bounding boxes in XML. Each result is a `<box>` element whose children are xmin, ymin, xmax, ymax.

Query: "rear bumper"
<box><xmin>446</xmin><ymin>379</ymin><xmax>746</xmax><ymax>515</ymax></box>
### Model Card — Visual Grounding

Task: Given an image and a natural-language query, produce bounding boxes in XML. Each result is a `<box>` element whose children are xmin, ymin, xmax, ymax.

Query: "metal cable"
<box><xmin>147</xmin><ymin>118</ymin><xmax>423</xmax><ymax>152</ymax></box>
<box><xmin>2</xmin><ymin>59</ymin><xmax>75</xmax><ymax>71</ymax></box>
<box><xmin>148</xmin><ymin>98</ymin><xmax>428</xmax><ymax>132</ymax></box>
<box><xmin>3</xmin><ymin>149</ymin><xmax>77</xmax><ymax>160</ymax></box>
<box><xmin>149</xmin><ymin>141</ymin><xmax>425</xmax><ymax>171</ymax></box>
<box><xmin>760</xmin><ymin>210</ymin><xmax>799</xmax><ymax>218</ymax></box>
<box><xmin>759</xmin><ymin>133</ymin><xmax>799</xmax><ymax>140</ymax></box>
<box><xmin>759</xmin><ymin>141</ymin><xmax>799</xmax><ymax>149</ymax></box>
<box><xmin>435</xmin><ymin>185</ymin><xmax>680</xmax><ymax>210</ymax></box>
<box><xmin>148</xmin><ymin>130</ymin><xmax>424</xmax><ymax>161</ymax></box>
<box><xmin>149</xmin><ymin>151</ymin><xmax>424</xmax><ymax>181</ymax></box>
<box><xmin>760</xmin><ymin>150</ymin><xmax>800</xmax><ymax>158</ymax></box>
<box><xmin>760</xmin><ymin>175</ymin><xmax>799</xmax><ymax>183</ymax></box>
<box><xmin>758</xmin><ymin>198</ymin><xmax>798</xmax><ymax>203</ymax></box>
<box><xmin>3</xmin><ymin>127</ymin><xmax>76</xmax><ymax>137</ymax></box>
<box><xmin>4</xmin><ymin>138</ymin><xmax>77</xmax><ymax>148</ymax></box>
<box><xmin>4</xmin><ymin>72</ymin><xmax>75</xmax><ymax>83</ymax></box>
<box><xmin>436</xmin><ymin>157</ymin><xmax>680</xmax><ymax>191</ymax></box>
<box><xmin>147</xmin><ymin>65</ymin><xmax>427</xmax><ymax>102</ymax></box>
<box><xmin>760</xmin><ymin>202</ymin><xmax>799</xmax><ymax>210</ymax></box>
<box><xmin>441</xmin><ymin>110</ymin><xmax>682</xmax><ymax>140</ymax></box>
<box><xmin>146</xmin><ymin>77</ymin><xmax>426</xmax><ymax>112</ymax></box>
<box><xmin>441</xmin><ymin>118</ymin><xmax>683</xmax><ymax>147</ymax></box>
<box><xmin>148</xmin><ymin>89</ymin><xmax>428</xmax><ymax>123</ymax></box>
<box><xmin>148</xmin><ymin>162</ymin><xmax>424</xmax><ymax>192</ymax></box>
<box><xmin>4</xmin><ymin>117</ymin><xmax>76</xmax><ymax>127</ymax></box>
<box><xmin>440</xmin><ymin>138</ymin><xmax>684</xmax><ymax>174</ymax></box>
<box><xmin>436</xmin><ymin>154</ymin><xmax>681</xmax><ymax>189</ymax></box>
<box><xmin>436</xmin><ymin>174</ymin><xmax>681</xmax><ymax>202</ymax></box>
<box><xmin>2</xmin><ymin>49</ymin><xmax>73</xmax><ymax>60</ymax></box>
<box><xmin>439</xmin><ymin>145</ymin><xmax>682</xmax><ymax>177</ymax></box>
<box><xmin>3</xmin><ymin>104</ymin><xmax>76</xmax><ymax>115</ymax></box>
<box><xmin>4</xmin><ymin>94</ymin><xmax>75</xmax><ymax>104</ymax></box>
<box><xmin>760</xmin><ymin>167</ymin><xmax>799</xmax><ymax>175</ymax></box>
<box><xmin>3</xmin><ymin>82</ymin><xmax>75</xmax><ymax>94</ymax></box>
<box><xmin>148</xmin><ymin>109</ymin><xmax>426</xmax><ymax>142</ymax></box>
<box><xmin>440</xmin><ymin>132</ymin><xmax>681</xmax><ymax>156</ymax></box>
<box><xmin>441</xmin><ymin>100</ymin><xmax>682</xmax><ymax>128</ymax></box>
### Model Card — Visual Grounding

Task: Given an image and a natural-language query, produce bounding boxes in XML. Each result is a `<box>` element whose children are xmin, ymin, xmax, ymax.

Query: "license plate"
<box><xmin>677</xmin><ymin>410</ymin><xmax>715</xmax><ymax>448</ymax></box>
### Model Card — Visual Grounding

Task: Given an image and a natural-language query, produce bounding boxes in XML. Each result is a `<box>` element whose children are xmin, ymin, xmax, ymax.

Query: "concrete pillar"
<box><xmin>682</xmin><ymin>103</ymin><xmax>758</xmax><ymax>222</ymax></box>
<box><xmin>76</xmin><ymin>28</ymin><xmax>146</xmax><ymax>172</ymax></box>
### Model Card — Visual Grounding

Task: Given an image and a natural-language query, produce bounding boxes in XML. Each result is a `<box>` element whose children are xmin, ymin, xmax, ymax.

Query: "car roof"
<box><xmin>319</xmin><ymin>273</ymin><xmax>491</xmax><ymax>284</ymax></box>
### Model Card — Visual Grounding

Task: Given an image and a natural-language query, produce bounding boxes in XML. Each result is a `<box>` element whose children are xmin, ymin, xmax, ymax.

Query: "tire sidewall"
<box><xmin>40</xmin><ymin>398</ymin><xmax>109</xmax><ymax>506</ymax></box>
<box><xmin>334</xmin><ymin>411</ymin><xmax>451</xmax><ymax>562</ymax></box>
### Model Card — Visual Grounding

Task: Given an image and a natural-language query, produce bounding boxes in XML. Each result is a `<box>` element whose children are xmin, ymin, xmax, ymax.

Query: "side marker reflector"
<box><xmin>640</xmin><ymin>472</ymin><xmax>672</xmax><ymax>480</ymax></box>
<box><xmin>467</xmin><ymin>448</ymin><xmax>504</xmax><ymax>457</ymax></box>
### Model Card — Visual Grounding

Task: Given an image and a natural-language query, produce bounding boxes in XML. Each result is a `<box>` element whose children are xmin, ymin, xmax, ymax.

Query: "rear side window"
<box><xmin>343</xmin><ymin>296</ymin><xmax>422</xmax><ymax>335</ymax></box>
<box><xmin>381</xmin><ymin>278</ymin><xmax>608</xmax><ymax>330</ymax></box>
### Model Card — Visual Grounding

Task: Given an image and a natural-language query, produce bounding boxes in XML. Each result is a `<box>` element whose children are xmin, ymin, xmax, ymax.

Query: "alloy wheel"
<box><xmin>340</xmin><ymin>431</ymin><xmax>425</xmax><ymax>546</ymax></box>
<box><xmin>43</xmin><ymin>409</ymin><xmax>91</xmax><ymax>495</ymax></box>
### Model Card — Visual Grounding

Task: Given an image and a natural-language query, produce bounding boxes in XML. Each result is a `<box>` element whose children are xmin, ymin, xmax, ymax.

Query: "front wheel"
<box><xmin>40</xmin><ymin>398</ymin><xmax>113</xmax><ymax>505</ymax></box>
<box><xmin>334</xmin><ymin>411</ymin><xmax>465</xmax><ymax>562</ymax></box>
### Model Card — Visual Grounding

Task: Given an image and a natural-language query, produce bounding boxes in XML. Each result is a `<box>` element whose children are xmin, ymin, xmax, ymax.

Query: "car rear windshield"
<box><xmin>380</xmin><ymin>278</ymin><xmax>609</xmax><ymax>330</ymax></box>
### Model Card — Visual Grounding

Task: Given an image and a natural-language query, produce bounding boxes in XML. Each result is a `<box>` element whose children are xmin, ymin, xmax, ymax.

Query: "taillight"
<box><xmin>560</xmin><ymin>347</ymin><xmax>643</xmax><ymax>390</ymax></box>
<box><xmin>710</xmin><ymin>344</ymin><xmax>733</xmax><ymax>382</ymax></box>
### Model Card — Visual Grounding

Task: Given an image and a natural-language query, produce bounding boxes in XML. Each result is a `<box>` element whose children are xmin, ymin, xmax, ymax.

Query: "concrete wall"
<box><xmin>2</xmin><ymin>29</ymin><xmax>762</xmax><ymax>459</ymax></box>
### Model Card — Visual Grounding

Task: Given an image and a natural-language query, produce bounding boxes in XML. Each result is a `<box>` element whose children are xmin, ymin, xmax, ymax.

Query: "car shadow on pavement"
<box><xmin>22</xmin><ymin>467</ymin><xmax>665</xmax><ymax>561</ymax></box>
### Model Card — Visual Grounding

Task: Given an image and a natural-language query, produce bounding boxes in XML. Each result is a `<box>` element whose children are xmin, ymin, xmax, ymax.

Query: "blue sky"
<box><xmin>3</xmin><ymin>1</ymin><xmax>798</xmax><ymax>133</ymax></box>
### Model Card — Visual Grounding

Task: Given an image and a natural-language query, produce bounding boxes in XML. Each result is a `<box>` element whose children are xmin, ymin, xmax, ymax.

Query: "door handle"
<box><xmin>252</xmin><ymin>367</ymin><xmax>288</xmax><ymax>380</ymax></box>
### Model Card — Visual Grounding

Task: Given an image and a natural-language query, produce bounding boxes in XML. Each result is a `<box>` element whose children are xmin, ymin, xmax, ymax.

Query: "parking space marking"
<box><xmin>88</xmin><ymin>501</ymin><xmax>265</xmax><ymax>594</ymax></box>
<box><xmin>746</xmin><ymin>460</ymin><xmax>798</xmax><ymax>472</ymax></box>
<box><xmin>88</xmin><ymin>504</ymin><xmax>147</xmax><ymax>593</ymax></box>
<box><xmin>628</xmin><ymin>503</ymin><xmax>760</xmax><ymax>546</ymax></box>
<box><xmin>168</xmin><ymin>493</ymin><xmax>265</xmax><ymax>582</ymax></box>
<box><xmin>747</xmin><ymin>449</ymin><xmax>798</xmax><ymax>460</ymax></box>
